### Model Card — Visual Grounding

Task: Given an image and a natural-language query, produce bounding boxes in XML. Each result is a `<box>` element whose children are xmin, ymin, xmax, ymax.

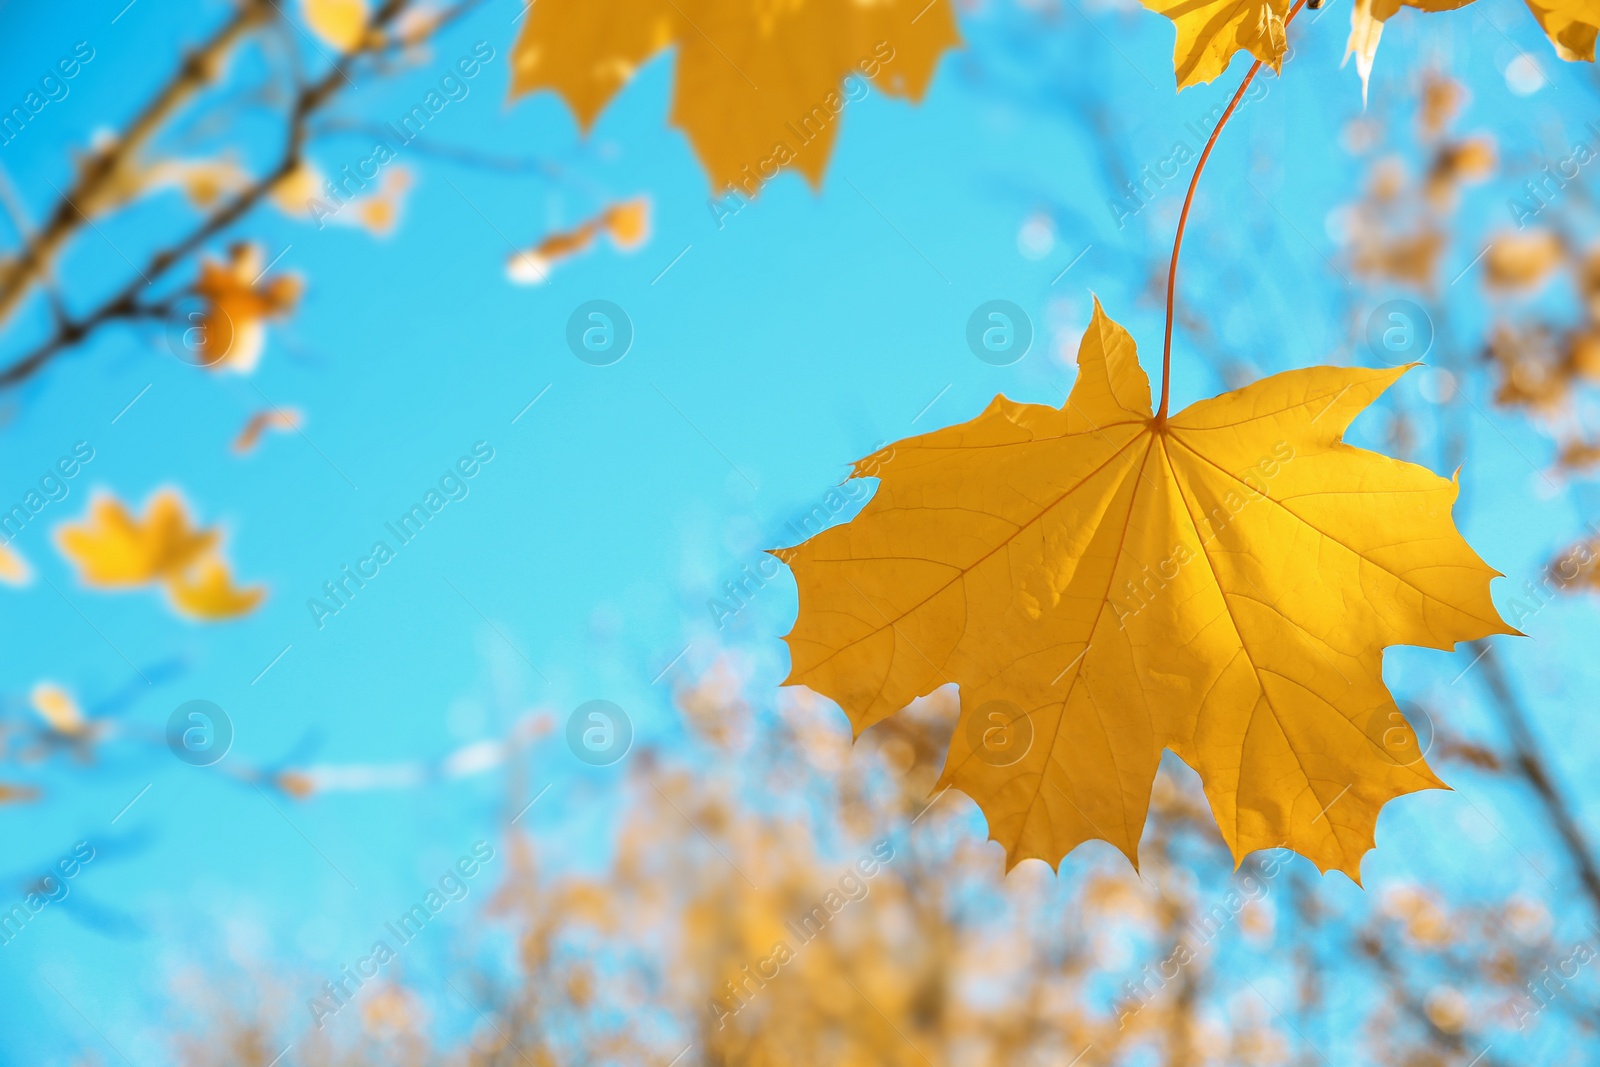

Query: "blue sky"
<box><xmin>0</xmin><ymin>0</ymin><xmax>1597</xmax><ymax>1062</ymax></box>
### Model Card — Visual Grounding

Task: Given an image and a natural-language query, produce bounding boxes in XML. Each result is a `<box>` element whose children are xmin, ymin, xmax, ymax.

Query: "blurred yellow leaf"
<box><xmin>1485</xmin><ymin>231</ymin><xmax>1566</xmax><ymax>291</ymax></box>
<box><xmin>233</xmin><ymin>408</ymin><xmax>303</xmax><ymax>455</ymax></box>
<box><xmin>302</xmin><ymin>0</ymin><xmax>370</xmax><ymax>51</ymax></box>
<box><xmin>0</xmin><ymin>540</ymin><xmax>30</xmax><ymax>586</ymax></box>
<box><xmin>29</xmin><ymin>682</ymin><xmax>86</xmax><ymax>736</ymax></box>
<box><xmin>347</xmin><ymin>167</ymin><xmax>412</xmax><ymax>236</ymax></box>
<box><xmin>190</xmin><ymin>243</ymin><xmax>303</xmax><ymax>373</ymax></box>
<box><xmin>0</xmin><ymin>782</ymin><xmax>40</xmax><ymax>805</ymax></box>
<box><xmin>603</xmin><ymin>197</ymin><xmax>651</xmax><ymax>249</ymax></box>
<box><xmin>270</xmin><ymin>161</ymin><xmax>326</xmax><ymax>218</ymax></box>
<box><xmin>508</xmin><ymin>0</ymin><xmax>958</xmax><ymax>191</ymax></box>
<box><xmin>1141</xmin><ymin>0</ymin><xmax>1289</xmax><ymax>89</ymax></box>
<box><xmin>56</xmin><ymin>489</ymin><xmax>263</xmax><ymax>621</ymax></box>
<box><xmin>150</xmin><ymin>157</ymin><xmax>251</xmax><ymax>209</ymax></box>
<box><xmin>778</xmin><ymin>301</ymin><xmax>1510</xmax><ymax>879</ymax></box>
<box><xmin>167</xmin><ymin>556</ymin><xmax>266</xmax><ymax>621</ymax></box>
<box><xmin>57</xmin><ymin>490</ymin><xmax>217</xmax><ymax>586</ymax></box>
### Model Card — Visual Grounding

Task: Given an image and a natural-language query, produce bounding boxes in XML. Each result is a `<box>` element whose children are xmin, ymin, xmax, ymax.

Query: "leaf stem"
<box><xmin>1158</xmin><ymin>0</ymin><xmax>1308</xmax><ymax>421</ymax></box>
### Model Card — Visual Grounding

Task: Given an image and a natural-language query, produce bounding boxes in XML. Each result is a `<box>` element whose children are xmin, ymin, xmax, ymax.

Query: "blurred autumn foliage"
<box><xmin>146</xmin><ymin>648</ymin><xmax>1600</xmax><ymax>1066</ymax></box>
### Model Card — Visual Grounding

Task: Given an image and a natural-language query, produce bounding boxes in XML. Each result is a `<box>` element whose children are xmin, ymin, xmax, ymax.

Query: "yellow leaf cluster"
<box><xmin>1140</xmin><ymin>0</ymin><xmax>1594</xmax><ymax>95</ymax></box>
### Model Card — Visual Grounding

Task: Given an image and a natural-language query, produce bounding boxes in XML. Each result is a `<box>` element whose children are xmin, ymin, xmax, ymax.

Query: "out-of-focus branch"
<box><xmin>312</xmin><ymin>119</ymin><xmax>564</xmax><ymax>177</ymax></box>
<box><xmin>1472</xmin><ymin>638</ymin><xmax>1600</xmax><ymax>921</ymax></box>
<box><xmin>0</xmin><ymin>0</ymin><xmax>486</xmax><ymax>391</ymax></box>
<box><xmin>1360</xmin><ymin>932</ymin><xmax>1512</xmax><ymax>1067</ymax></box>
<box><xmin>0</xmin><ymin>1</ymin><xmax>270</xmax><ymax>325</ymax></box>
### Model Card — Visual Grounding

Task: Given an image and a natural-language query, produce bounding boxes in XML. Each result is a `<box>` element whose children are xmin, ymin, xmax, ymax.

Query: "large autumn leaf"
<box><xmin>777</xmin><ymin>301</ymin><xmax>1512</xmax><ymax>880</ymax></box>
<box><xmin>508</xmin><ymin>0</ymin><xmax>959</xmax><ymax>191</ymax></box>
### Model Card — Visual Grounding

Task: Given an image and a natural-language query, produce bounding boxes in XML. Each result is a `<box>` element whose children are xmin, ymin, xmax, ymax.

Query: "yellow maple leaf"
<box><xmin>777</xmin><ymin>301</ymin><xmax>1512</xmax><ymax>880</ymax></box>
<box><xmin>1141</xmin><ymin>0</ymin><xmax>1290</xmax><ymax>89</ymax></box>
<box><xmin>57</xmin><ymin>490</ymin><xmax>217</xmax><ymax>586</ymax></box>
<box><xmin>508</xmin><ymin>0</ymin><xmax>959</xmax><ymax>191</ymax></box>
<box><xmin>167</xmin><ymin>556</ymin><xmax>266</xmax><ymax>621</ymax></box>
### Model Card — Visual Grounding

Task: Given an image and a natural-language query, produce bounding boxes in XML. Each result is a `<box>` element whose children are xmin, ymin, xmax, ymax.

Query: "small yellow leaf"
<box><xmin>29</xmin><ymin>682</ymin><xmax>86</xmax><ymax>736</ymax></box>
<box><xmin>778</xmin><ymin>301</ymin><xmax>1511</xmax><ymax>880</ymax></box>
<box><xmin>603</xmin><ymin>197</ymin><xmax>651</xmax><ymax>249</ymax></box>
<box><xmin>0</xmin><ymin>540</ymin><xmax>30</xmax><ymax>586</ymax></box>
<box><xmin>270</xmin><ymin>161</ymin><xmax>326</xmax><ymax>218</ymax></box>
<box><xmin>1484</xmin><ymin>231</ymin><xmax>1565</xmax><ymax>290</ymax></box>
<box><xmin>347</xmin><ymin>167</ymin><xmax>413</xmax><ymax>236</ymax></box>
<box><xmin>167</xmin><ymin>556</ymin><xmax>266</xmax><ymax>621</ymax></box>
<box><xmin>302</xmin><ymin>0</ymin><xmax>370</xmax><ymax>52</ymax></box>
<box><xmin>1142</xmin><ymin>0</ymin><xmax>1290</xmax><ymax>89</ymax></box>
<box><xmin>190</xmin><ymin>243</ymin><xmax>302</xmax><ymax>373</ymax></box>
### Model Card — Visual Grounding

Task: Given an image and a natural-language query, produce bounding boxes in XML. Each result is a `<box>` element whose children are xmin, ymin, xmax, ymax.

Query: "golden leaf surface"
<box><xmin>1141</xmin><ymin>0</ymin><xmax>1290</xmax><ymax>89</ymax></box>
<box><xmin>508</xmin><ymin>0</ymin><xmax>959</xmax><ymax>190</ymax></box>
<box><xmin>778</xmin><ymin>301</ymin><xmax>1512</xmax><ymax>880</ymax></box>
